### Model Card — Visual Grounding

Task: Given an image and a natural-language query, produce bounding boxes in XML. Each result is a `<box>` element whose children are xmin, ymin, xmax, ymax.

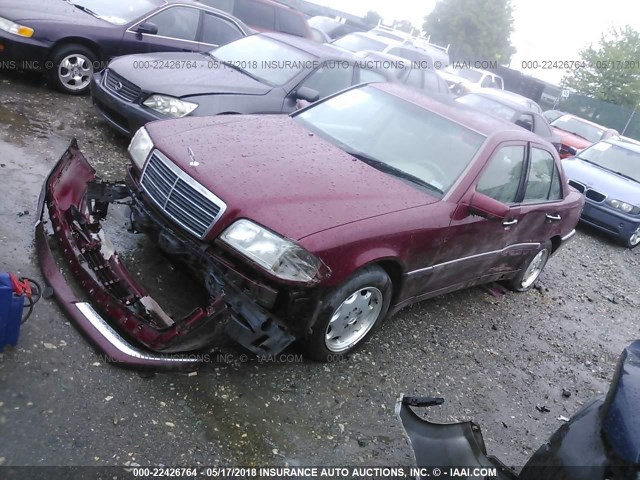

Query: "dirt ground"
<box><xmin>0</xmin><ymin>70</ymin><xmax>638</xmax><ymax>470</ymax></box>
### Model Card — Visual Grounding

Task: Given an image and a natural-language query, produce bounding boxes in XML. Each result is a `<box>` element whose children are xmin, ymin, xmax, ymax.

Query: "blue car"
<box><xmin>563</xmin><ymin>139</ymin><xmax>640</xmax><ymax>248</ymax></box>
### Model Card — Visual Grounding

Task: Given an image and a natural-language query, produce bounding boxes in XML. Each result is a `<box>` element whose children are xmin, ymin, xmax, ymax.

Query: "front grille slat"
<box><xmin>140</xmin><ymin>151</ymin><xmax>226</xmax><ymax>238</ymax></box>
<box><xmin>104</xmin><ymin>69</ymin><xmax>141</xmax><ymax>103</ymax></box>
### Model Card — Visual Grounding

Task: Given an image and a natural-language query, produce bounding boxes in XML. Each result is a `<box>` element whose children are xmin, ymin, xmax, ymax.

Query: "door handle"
<box><xmin>502</xmin><ymin>218</ymin><xmax>518</xmax><ymax>226</ymax></box>
<box><xmin>546</xmin><ymin>213</ymin><xmax>562</xmax><ymax>221</ymax></box>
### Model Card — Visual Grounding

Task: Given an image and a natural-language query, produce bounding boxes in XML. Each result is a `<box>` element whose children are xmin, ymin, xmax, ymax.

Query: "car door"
<box><xmin>282</xmin><ymin>62</ymin><xmax>355</xmax><ymax>112</ymax></box>
<box><xmin>198</xmin><ymin>11</ymin><xmax>246</xmax><ymax>50</ymax></box>
<box><xmin>512</xmin><ymin>144</ymin><xmax>565</xmax><ymax>248</ymax></box>
<box><xmin>427</xmin><ymin>143</ymin><xmax>529</xmax><ymax>292</ymax></box>
<box><xmin>121</xmin><ymin>6</ymin><xmax>204</xmax><ymax>56</ymax></box>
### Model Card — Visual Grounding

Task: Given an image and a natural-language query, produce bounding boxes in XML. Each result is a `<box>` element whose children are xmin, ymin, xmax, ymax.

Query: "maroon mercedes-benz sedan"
<box><xmin>36</xmin><ymin>83</ymin><xmax>584</xmax><ymax>367</ymax></box>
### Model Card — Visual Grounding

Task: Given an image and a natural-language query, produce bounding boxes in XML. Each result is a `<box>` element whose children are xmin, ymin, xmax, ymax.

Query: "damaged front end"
<box><xmin>35</xmin><ymin>140</ymin><xmax>296</xmax><ymax>369</ymax></box>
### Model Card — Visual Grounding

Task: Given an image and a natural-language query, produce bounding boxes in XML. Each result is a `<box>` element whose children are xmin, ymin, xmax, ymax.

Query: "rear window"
<box><xmin>234</xmin><ymin>0</ymin><xmax>275</xmax><ymax>30</ymax></box>
<box><xmin>278</xmin><ymin>10</ymin><xmax>307</xmax><ymax>37</ymax></box>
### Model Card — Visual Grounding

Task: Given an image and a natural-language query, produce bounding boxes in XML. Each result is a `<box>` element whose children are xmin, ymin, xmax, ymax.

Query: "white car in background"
<box><xmin>439</xmin><ymin>66</ymin><xmax>504</xmax><ymax>95</ymax></box>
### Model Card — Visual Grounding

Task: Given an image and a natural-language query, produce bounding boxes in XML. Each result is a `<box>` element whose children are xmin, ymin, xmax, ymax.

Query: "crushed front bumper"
<box><xmin>35</xmin><ymin>140</ymin><xmax>295</xmax><ymax>369</ymax></box>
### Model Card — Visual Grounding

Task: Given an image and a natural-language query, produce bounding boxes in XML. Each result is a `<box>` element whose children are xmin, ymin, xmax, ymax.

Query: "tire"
<box><xmin>303</xmin><ymin>265</ymin><xmax>392</xmax><ymax>362</ymax></box>
<box><xmin>504</xmin><ymin>241</ymin><xmax>551</xmax><ymax>292</ymax></box>
<box><xmin>48</xmin><ymin>44</ymin><xmax>97</xmax><ymax>95</ymax></box>
<box><xmin>624</xmin><ymin>226</ymin><xmax>640</xmax><ymax>249</ymax></box>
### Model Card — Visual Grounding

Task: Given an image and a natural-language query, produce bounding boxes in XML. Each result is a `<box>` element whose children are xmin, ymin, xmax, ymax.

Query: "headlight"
<box><xmin>0</xmin><ymin>16</ymin><xmax>34</xmax><ymax>38</ymax></box>
<box><xmin>607</xmin><ymin>199</ymin><xmax>640</xmax><ymax>215</ymax></box>
<box><xmin>220</xmin><ymin>219</ymin><xmax>323</xmax><ymax>283</ymax></box>
<box><xmin>143</xmin><ymin>95</ymin><xmax>198</xmax><ymax>118</ymax></box>
<box><xmin>128</xmin><ymin>127</ymin><xmax>154</xmax><ymax>169</ymax></box>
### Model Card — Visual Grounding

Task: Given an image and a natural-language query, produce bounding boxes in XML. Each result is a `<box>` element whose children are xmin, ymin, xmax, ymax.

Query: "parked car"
<box><xmin>359</xmin><ymin>51</ymin><xmax>451</xmax><ymax>97</ymax></box>
<box><xmin>456</xmin><ymin>91</ymin><xmax>560</xmax><ymax>150</ymax></box>
<box><xmin>38</xmin><ymin>82</ymin><xmax>583</xmax><ymax>367</ymax></box>
<box><xmin>562</xmin><ymin>139</ymin><xmax>640</xmax><ymax>248</ymax></box>
<box><xmin>197</xmin><ymin>0</ymin><xmax>313</xmax><ymax>39</ymax></box>
<box><xmin>477</xmin><ymin>89</ymin><xmax>543</xmax><ymax>114</ymax></box>
<box><xmin>439</xmin><ymin>66</ymin><xmax>504</xmax><ymax>95</ymax></box>
<box><xmin>368</xmin><ymin>26</ymin><xmax>450</xmax><ymax>68</ymax></box>
<box><xmin>90</xmin><ymin>33</ymin><xmax>399</xmax><ymax>136</ymax></box>
<box><xmin>0</xmin><ymin>0</ymin><xmax>250</xmax><ymax>94</ymax></box>
<box><xmin>542</xmin><ymin>109</ymin><xmax>565</xmax><ymax>123</ymax></box>
<box><xmin>550</xmin><ymin>114</ymin><xmax>619</xmax><ymax>158</ymax></box>
<box><xmin>307</xmin><ymin>16</ymin><xmax>365</xmax><ymax>43</ymax></box>
<box><xmin>332</xmin><ymin>31</ymin><xmax>448</xmax><ymax>70</ymax></box>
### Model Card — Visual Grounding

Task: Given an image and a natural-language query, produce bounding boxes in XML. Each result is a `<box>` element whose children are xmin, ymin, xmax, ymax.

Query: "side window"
<box><xmin>422</xmin><ymin>71</ymin><xmax>440</xmax><ymax>92</ymax></box>
<box><xmin>494</xmin><ymin>77</ymin><xmax>504</xmax><ymax>89</ymax></box>
<box><xmin>198</xmin><ymin>0</ymin><xmax>233</xmax><ymax>13</ymax></box>
<box><xmin>278</xmin><ymin>10</ymin><xmax>307</xmax><ymax>37</ymax></box>
<box><xmin>515</xmin><ymin>113</ymin><xmax>534</xmax><ymax>132</ymax></box>
<box><xmin>299</xmin><ymin>63</ymin><xmax>354</xmax><ymax>99</ymax></box>
<box><xmin>480</xmin><ymin>75</ymin><xmax>493</xmax><ymax>87</ymax></box>
<box><xmin>201</xmin><ymin>13</ymin><xmax>244</xmax><ymax>46</ymax></box>
<box><xmin>358</xmin><ymin>68</ymin><xmax>387</xmax><ymax>84</ymax></box>
<box><xmin>534</xmin><ymin>116</ymin><xmax>552</xmax><ymax>137</ymax></box>
<box><xmin>234</xmin><ymin>0</ymin><xmax>275</xmax><ymax>29</ymax></box>
<box><xmin>404</xmin><ymin>69</ymin><xmax>423</xmax><ymax>89</ymax></box>
<box><xmin>523</xmin><ymin>148</ymin><xmax>562</xmax><ymax>203</ymax></box>
<box><xmin>146</xmin><ymin>7</ymin><xmax>200</xmax><ymax>41</ymax></box>
<box><xmin>476</xmin><ymin>145</ymin><xmax>526</xmax><ymax>204</ymax></box>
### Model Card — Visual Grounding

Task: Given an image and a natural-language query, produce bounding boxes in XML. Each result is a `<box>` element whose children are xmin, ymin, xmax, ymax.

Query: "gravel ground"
<box><xmin>0</xmin><ymin>70</ymin><xmax>638</xmax><ymax>470</ymax></box>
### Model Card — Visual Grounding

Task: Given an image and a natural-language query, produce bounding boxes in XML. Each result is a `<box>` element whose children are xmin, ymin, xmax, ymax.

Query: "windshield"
<box><xmin>332</xmin><ymin>34</ymin><xmax>388</xmax><ymax>53</ymax></box>
<box><xmin>67</xmin><ymin>0</ymin><xmax>162</xmax><ymax>25</ymax></box>
<box><xmin>577</xmin><ymin>142</ymin><xmax>640</xmax><ymax>183</ymax></box>
<box><xmin>294</xmin><ymin>86</ymin><xmax>486</xmax><ymax>194</ymax></box>
<box><xmin>551</xmin><ymin>115</ymin><xmax>604</xmax><ymax>143</ymax></box>
<box><xmin>211</xmin><ymin>36</ymin><xmax>315</xmax><ymax>86</ymax></box>
<box><xmin>456</xmin><ymin>94</ymin><xmax>516</xmax><ymax>121</ymax></box>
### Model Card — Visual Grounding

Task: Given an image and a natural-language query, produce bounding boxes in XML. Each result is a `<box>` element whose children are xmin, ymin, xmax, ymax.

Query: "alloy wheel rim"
<box><xmin>521</xmin><ymin>249</ymin><xmax>549</xmax><ymax>289</ymax></box>
<box><xmin>58</xmin><ymin>54</ymin><xmax>93</xmax><ymax>91</ymax></box>
<box><xmin>630</xmin><ymin>227</ymin><xmax>640</xmax><ymax>247</ymax></box>
<box><xmin>325</xmin><ymin>287</ymin><xmax>383</xmax><ymax>353</ymax></box>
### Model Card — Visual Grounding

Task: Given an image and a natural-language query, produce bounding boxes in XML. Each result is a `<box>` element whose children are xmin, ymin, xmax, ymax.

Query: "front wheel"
<box><xmin>625</xmin><ymin>226</ymin><xmax>640</xmax><ymax>249</ymax></box>
<box><xmin>48</xmin><ymin>44</ymin><xmax>97</xmax><ymax>95</ymax></box>
<box><xmin>504</xmin><ymin>241</ymin><xmax>551</xmax><ymax>292</ymax></box>
<box><xmin>303</xmin><ymin>266</ymin><xmax>392</xmax><ymax>362</ymax></box>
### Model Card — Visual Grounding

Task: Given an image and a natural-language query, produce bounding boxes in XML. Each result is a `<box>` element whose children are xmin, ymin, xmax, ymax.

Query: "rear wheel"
<box><xmin>49</xmin><ymin>44</ymin><xmax>97</xmax><ymax>95</ymax></box>
<box><xmin>625</xmin><ymin>226</ymin><xmax>640</xmax><ymax>249</ymax></box>
<box><xmin>504</xmin><ymin>241</ymin><xmax>551</xmax><ymax>292</ymax></box>
<box><xmin>303</xmin><ymin>266</ymin><xmax>392</xmax><ymax>361</ymax></box>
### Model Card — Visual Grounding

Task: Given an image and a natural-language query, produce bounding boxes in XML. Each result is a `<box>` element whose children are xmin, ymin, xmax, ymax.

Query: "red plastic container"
<box><xmin>0</xmin><ymin>272</ymin><xmax>23</xmax><ymax>351</ymax></box>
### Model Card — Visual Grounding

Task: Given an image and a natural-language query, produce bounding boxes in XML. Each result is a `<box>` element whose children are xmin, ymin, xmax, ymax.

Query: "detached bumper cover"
<box><xmin>36</xmin><ymin>140</ymin><xmax>294</xmax><ymax>369</ymax></box>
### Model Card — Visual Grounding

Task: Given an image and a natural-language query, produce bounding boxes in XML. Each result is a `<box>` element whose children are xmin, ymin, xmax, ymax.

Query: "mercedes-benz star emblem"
<box><xmin>188</xmin><ymin>147</ymin><xmax>199</xmax><ymax>167</ymax></box>
<box><xmin>114</xmin><ymin>81</ymin><xmax>123</xmax><ymax>91</ymax></box>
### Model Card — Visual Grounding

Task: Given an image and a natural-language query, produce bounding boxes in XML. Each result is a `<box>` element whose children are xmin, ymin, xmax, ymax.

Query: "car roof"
<box><xmin>361</xmin><ymin>50</ymin><xmax>411</xmax><ymax>66</ymax></box>
<box><xmin>556</xmin><ymin>113</ymin><xmax>613</xmax><ymax>130</ymax></box>
<box><xmin>372</xmin><ymin>83</ymin><xmax>540</xmax><ymax>140</ymax></box>
<box><xmin>459</xmin><ymin>91</ymin><xmax>534</xmax><ymax>115</ymax></box>
<box><xmin>261</xmin><ymin>32</ymin><xmax>360</xmax><ymax>60</ymax></box>
<box><xmin>604</xmin><ymin>138</ymin><xmax>640</xmax><ymax>153</ymax></box>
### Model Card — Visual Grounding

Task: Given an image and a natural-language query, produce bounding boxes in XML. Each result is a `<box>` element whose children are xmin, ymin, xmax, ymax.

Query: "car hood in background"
<box><xmin>563</xmin><ymin>157</ymin><xmax>640</xmax><ymax>206</ymax></box>
<box><xmin>109</xmin><ymin>52</ymin><xmax>273</xmax><ymax>98</ymax></box>
<box><xmin>2</xmin><ymin>0</ymin><xmax>106</xmax><ymax>24</ymax></box>
<box><xmin>145</xmin><ymin>116</ymin><xmax>436</xmax><ymax>241</ymax></box>
<box><xmin>553</xmin><ymin>128</ymin><xmax>593</xmax><ymax>150</ymax></box>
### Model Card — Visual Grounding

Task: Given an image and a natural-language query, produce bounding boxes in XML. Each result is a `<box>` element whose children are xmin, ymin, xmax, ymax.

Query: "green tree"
<box><xmin>363</xmin><ymin>11</ymin><xmax>382</xmax><ymax>28</ymax></box>
<box><xmin>562</xmin><ymin>26</ymin><xmax>640</xmax><ymax>109</ymax></box>
<box><xmin>423</xmin><ymin>0</ymin><xmax>515</xmax><ymax>64</ymax></box>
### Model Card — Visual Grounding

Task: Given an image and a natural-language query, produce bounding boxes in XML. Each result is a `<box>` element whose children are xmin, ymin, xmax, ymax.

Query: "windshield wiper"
<box><xmin>577</xmin><ymin>157</ymin><xmax>640</xmax><ymax>184</ymax></box>
<box><xmin>612</xmin><ymin>171</ymin><xmax>640</xmax><ymax>184</ymax></box>
<box><xmin>206</xmin><ymin>55</ymin><xmax>263</xmax><ymax>83</ymax></box>
<box><xmin>66</xmin><ymin>1</ymin><xmax>100</xmax><ymax>18</ymax></box>
<box><xmin>348</xmin><ymin>151</ymin><xmax>444</xmax><ymax>195</ymax></box>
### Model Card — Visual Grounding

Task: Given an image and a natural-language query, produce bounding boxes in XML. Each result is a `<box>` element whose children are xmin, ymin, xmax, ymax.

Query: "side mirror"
<box><xmin>295</xmin><ymin>86</ymin><xmax>320</xmax><ymax>103</ymax></box>
<box><xmin>468</xmin><ymin>192</ymin><xmax>509</xmax><ymax>220</ymax></box>
<box><xmin>136</xmin><ymin>22</ymin><xmax>158</xmax><ymax>35</ymax></box>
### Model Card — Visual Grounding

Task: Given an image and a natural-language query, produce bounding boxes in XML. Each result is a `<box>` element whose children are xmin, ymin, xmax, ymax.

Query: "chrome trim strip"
<box><xmin>141</xmin><ymin>150</ymin><xmax>227</xmax><ymax>239</ymax></box>
<box><xmin>75</xmin><ymin>303</ymin><xmax>197</xmax><ymax>364</ymax></box>
<box><xmin>561</xmin><ymin>229</ymin><xmax>576</xmax><ymax>242</ymax></box>
<box><xmin>406</xmin><ymin>242</ymin><xmax>540</xmax><ymax>276</ymax></box>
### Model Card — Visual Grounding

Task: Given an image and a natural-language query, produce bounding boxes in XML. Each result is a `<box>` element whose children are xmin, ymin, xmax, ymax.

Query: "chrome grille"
<box><xmin>104</xmin><ymin>69</ymin><xmax>141</xmax><ymax>102</ymax></box>
<box><xmin>140</xmin><ymin>151</ymin><xmax>226</xmax><ymax>239</ymax></box>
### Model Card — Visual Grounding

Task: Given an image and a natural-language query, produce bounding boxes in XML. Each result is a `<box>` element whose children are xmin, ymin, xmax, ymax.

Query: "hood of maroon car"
<box><xmin>145</xmin><ymin>116</ymin><xmax>437</xmax><ymax>241</ymax></box>
<box><xmin>553</xmin><ymin>128</ymin><xmax>593</xmax><ymax>149</ymax></box>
